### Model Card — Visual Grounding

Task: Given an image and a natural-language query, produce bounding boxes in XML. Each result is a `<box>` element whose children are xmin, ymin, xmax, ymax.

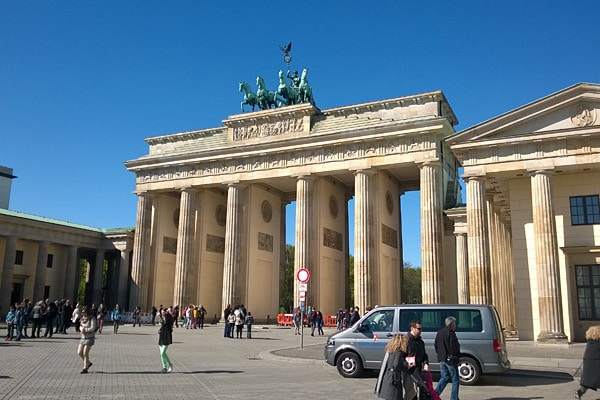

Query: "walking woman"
<box><xmin>97</xmin><ymin>304</ymin><xmax>107</xmax><ymax>334</ymax></box>
<box><xmin>158</xmin><ymin>308</ymin><xmax>174</xmax><ymax>373</ymax></box>
<box><xmin>77</xmin><ymin>306</ymin><xmax>97</xmax><ymax>374</ymax></box>
<box><xmin>576</xmin><ymin>325</ymin><xmax>600</xmax><ymax>399</ymax></box>
<box><xmin>375</xmin><ymin>333</ymin><xmax>410</xmax><ymax>400</ymax></box>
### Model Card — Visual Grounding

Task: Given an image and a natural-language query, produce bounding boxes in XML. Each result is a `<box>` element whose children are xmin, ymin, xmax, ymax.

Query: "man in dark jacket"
<box><xmin>405</xmin><ymin>319</ymin><xmax>429</xmax><ymax>400</ymax></box>
<box><xmin>434</xmin><ymin>316</ymin><xmax>461</xmax><ymax>400</ymax></box>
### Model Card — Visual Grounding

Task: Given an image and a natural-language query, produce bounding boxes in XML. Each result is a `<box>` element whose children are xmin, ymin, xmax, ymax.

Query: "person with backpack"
<box><xmin>245</xmin><ymin>311</ymin><xmax>254</xmax><ymax>339</ymax></box>
<box><xmin>198</xmin><ymin>304</ymin><xmax>206</xmax><ymax>329</ymax></box>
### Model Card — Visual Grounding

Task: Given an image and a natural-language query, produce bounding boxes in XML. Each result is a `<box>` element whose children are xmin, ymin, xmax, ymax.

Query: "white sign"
<box><xmin>298</xmin><ymin>283</ymin><xmax>307</xmax><ymax>292</ymax></box>
<box><xmin>299</xmin><ymin>291</ymin><xmax>306</xmax><ymax>300</ymax></box>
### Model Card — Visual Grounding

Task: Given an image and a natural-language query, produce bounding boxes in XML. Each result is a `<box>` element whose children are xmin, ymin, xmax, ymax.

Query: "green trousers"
<box><xmin>159</xmin><ymin>344</ymin><xmax>171</xmax><ymax>368</ymax></box>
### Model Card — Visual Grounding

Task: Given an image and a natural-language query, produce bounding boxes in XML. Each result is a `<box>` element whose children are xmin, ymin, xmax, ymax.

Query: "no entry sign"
<box><xmin>296</xmin><ymin>268</ymin><xmax>310</xmax><ymax>283</ymax></box>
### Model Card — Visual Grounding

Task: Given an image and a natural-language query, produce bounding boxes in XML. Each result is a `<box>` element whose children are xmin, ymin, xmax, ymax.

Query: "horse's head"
<box><xmin>301</xmin><ymin>68</ymin><xmax>309</xmax><ymax>83</ymax></box>
<box><xmin>239</xmin><ymin>81</ymin><xmax>247</xmax><ymax>92</ymax></box>
<box><xmin>278</xmin><ymin>70</ymin><xmax>286</xmax><ymax>84</ymax></box>
<box><xmin>256</xmin><ymin>76</ymin><xmax>265</xmax><ymax>89</ymax></box>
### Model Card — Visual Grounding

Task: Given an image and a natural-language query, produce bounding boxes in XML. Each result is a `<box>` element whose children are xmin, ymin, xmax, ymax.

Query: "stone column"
<box><xmin>118</xmin><ymin>249</ymin><xmax>130</xmax><ymax>307</ymax></box>
<box><xmin>0</xmin><ymin>236</ymin><xmax>17</xmax><ymax>311</ymax></box>
<box><xmin>33</xmin><ymin>241</ymin><xmax>49</xmax><ymax>301</ymax></box>
<box><xmin>222</xmin><ymin>184</ymin><xmax>244</xmax><ymax>312</ymax></box>
<box><xmin>92</xmin><ymin>250</ymin><xmax>105</xmax><ymax>304</ymax></box>
<box><xmin>419</xmin><ymin>161</ymin><xmax>444</xmax><ymax>303</ymax></box>
<box><xmin>465</xmin><ymin>176</ymin><xmax>492</xmax><ymax>304</ymax></box>
<box><xmin>455</xmin><ymin>232</ymin><xmax>469</xmax><ymax>304</ymax></box>
<box><xmin>130</xmin><ymin>193</ymin><xmax>153</xmax><ymax>310</ymax></box>
<box><xmin>63</xmin><ymin>246</ymin><xmax>78</xmax><ymax>301</ymax></box>
<box><xmin>530</xmin><ymin>170</ymin><xmax>567</xmax><ymax>341</ymax></box>
<box><xmin>173</xmin><ymin>188</ymin><xmax>197</xmax><ymax>310</ymax></box>
<box><xmin>354</xmin><ymin>170</ymin><xmax>374</xmax><ymax>311</ymax></box>
<box><xmin>294</xmin><ymin>176</ymin><xmax>314</xmax><ymax>308</ymax></box>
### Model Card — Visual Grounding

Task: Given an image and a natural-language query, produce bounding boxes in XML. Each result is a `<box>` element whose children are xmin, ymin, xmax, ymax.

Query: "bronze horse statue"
<box><xmin>277</xmin><ymin>70</ymin><xmax>301</xmax><ymax>106</ymax></box>
<box><xmin>257</xmin><ymin>76</ymin><xmax>286</xmax><ymax>110</ymax></box>
<box><xmin>239</xmin><ymin>81</ymin><xmax>259</xmax><ymax>112</ymax></box>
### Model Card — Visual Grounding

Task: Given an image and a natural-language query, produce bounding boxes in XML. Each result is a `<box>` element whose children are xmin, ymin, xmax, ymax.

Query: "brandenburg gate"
<box><xmin>124</xmin><ymin>92</ymin><xmax>461</xmax><ymax>321</ymax></box>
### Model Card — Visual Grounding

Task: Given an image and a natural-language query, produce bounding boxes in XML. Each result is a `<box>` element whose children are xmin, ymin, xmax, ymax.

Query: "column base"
<box><xmin>536</xmin><ymin>331</ymin><xmax>568</xmax><ymax>343</ymax></box>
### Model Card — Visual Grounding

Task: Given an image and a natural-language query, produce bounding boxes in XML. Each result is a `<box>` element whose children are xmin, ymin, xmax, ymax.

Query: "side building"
<box><xmin>0</xmin><ymin>204</ymin><xmax>134</xmax><ymax>313</ymax></box>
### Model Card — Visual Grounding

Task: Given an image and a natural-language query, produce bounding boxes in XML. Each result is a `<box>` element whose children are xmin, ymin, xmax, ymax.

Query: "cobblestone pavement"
<box><xmin>0</xmin><ymin>324</ymin><xmax>593</xmax><ymax>400</ymax></box>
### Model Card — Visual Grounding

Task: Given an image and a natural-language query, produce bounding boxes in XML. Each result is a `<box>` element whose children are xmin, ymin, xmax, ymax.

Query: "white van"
<box><xmin>324</xmin><ymin>304</ymin><xmax>510</xmax><ymax>385</ymax></box>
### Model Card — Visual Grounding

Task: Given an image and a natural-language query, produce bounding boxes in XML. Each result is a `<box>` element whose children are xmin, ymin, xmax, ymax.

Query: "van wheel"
<box><xmin>336</xmin><ymin>351</ymin><xmax>363</xmax><ymax>378</ymax></box>
<box><xmin>458</xmin><ymin>356</ymin><xmax>481</xmax><ymax>385</ymax></box>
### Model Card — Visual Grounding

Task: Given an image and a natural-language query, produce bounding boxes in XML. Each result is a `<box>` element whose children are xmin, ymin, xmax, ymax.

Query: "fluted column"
<box><xmin>294</xmin><ymin>176</ymin><xmax>314</xmax><ymax>308</ymax></box>
<box><xmin>465</xmin><ymin>176</ymin><xmax>492</xmax><ymax>304</ymax></box>
<box><xmin>130</xmin><ymin>193</ymin><xmax>153</xmax><ymax>310</ymax></box>
<box><xmin>0</xmin><ymin>236</ymin><xmax>17</xmax><ymax>311</ymax></box>
<box><xmin>92</xmin><ymin>249</ymin><xmax>106</xmax><ymax>304</ymax></box>
<box><xmin>419</xmin><ymin>161</ymin><xmax>444</xmax><ymax>303</ymax></box>
<box><xmin>173</xmin><ymin>188</ymin><xmax>197</xmax><ymax>309</ymax></box>
<box><xmin>63</xmin><ymin>246</ymin><xmax>78</xmax><ymax>301</ymax></box>
<box><xmin>33</xmin><ymin>241</ymin><xmax>49</xmax><ymax>301</ymax></box>
<box><xmin>530</xmin><ymin>170</ymin><xmax>567</xmax><ymax>341</ymax></box>
<box><xmin>354</xmin><ymin>170</ymin><xmax>374</xmax><ymax>311</ymax></box>
<box><xmin>222</xmin><ymin>184</ymin><xmax>244</xmax><ymax>312</ymax></box>
<box><xmin>455</xmin><ymin>232</ymin><xmax>469</xmax><ymax>304</ymax></box>
<box><xmin>117</xmin><ymin>249</ymin><xmax>130</xmax><ymax>308</ymax></box>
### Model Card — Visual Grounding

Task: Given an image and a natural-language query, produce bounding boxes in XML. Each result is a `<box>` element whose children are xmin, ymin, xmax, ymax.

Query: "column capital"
<box><xmin>223</xmin><ymin>181</ymin><xmax>246</xmax><ymax>189</ymax></box>
<box><xmin>292</xmin><ymin>174</ymin><xmax>315</xmax><ymax>182</ymax></box>
<box><xmin>133</xmin><ymin>190</ymin><xmax>156</xmax><ymax>198</ymax></box>
<box><xmin>417</xmin><ymin>160</ymin><xmax>441</xmax><ymax>169</ymax></box>
<box><xmin>528</xmin><ymin>168</ymin><xmax>554</xmax><ymax>177</ymax></box>
<box><xmin>178</xmin><ymin>186</ymin><xmax>198</xmax><ymax>194</ymax></box>
<box><xmin>352</xmin><ymin>168</ymin><xmax>375</xmax><ymax>177</ymax></box>
<box><xmin>462</xmin><ymin>174</ymin><xmax>486</xmax><ymax>183</ymax></box>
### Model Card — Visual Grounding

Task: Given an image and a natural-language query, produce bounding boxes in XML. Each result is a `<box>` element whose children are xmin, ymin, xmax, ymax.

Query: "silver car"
<box><xmin>324</xmin><ymin>304</ymin><xmax>511</xmax><ymax>385</ymax></box>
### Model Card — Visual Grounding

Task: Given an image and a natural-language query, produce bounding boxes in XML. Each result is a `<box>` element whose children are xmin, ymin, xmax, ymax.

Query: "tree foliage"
<box><xmin>402</xmin><ymin>262</ymin><xmax>422</xmax><ymax>304</ymax></box>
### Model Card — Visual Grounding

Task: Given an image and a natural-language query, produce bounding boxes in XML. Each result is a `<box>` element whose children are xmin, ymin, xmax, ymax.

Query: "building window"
<box><xmin>570</xmin><ymin>195</ymin><xmax>600</xmax><ymax>225</ymax></box>
<box><xmin>47</xmin><ymin>254</ymin><xmax>53</xmax><ymax>268</ymax></box>
<box><xmin>576</xmin><ymin>265</ymin><xmax>600</xmax><ymax>320</ymax></box>
<box><xmin>44</xmin><ymin>286</ymin><xmax>50</xmax><ymax>300</ymax></box>
<box><xmin>15</xmin><ymin>250</ymin><xmax>24</xmax><ymax>265</ymax></box>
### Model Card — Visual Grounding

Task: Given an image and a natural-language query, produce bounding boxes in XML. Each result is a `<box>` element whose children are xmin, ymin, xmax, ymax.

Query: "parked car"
<box><xmin>324</xmin><ymin>304</ymin><xmax>510</xmax><ymax>385</ymax></box>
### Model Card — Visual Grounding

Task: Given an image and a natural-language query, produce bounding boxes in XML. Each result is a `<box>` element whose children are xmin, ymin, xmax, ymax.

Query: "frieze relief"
<box><xmin>232</xmin><ymin>118</ymin><xmax>304</xmax><ymax>141</ymax></box>
<box><xmin>137</xmin><ymin>134</ymin><xmax>428</xmax><ymax>184</ymax></box>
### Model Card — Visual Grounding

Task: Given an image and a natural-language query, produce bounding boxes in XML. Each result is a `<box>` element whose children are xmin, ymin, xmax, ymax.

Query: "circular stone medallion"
<box><xmin>329</xmin><ymin>195</ymin><xmax>339</xmax><ymax>219</ymax></box>
<box><xmin>215</xmin><ymin>205</ymin><xmax>226</xmax><ymax>227</ymax></box>
<box><xmin>261</xmin><ymin>200</ymin><xmax>272</xmax><ymax>223</ymax></box>
<box><xmin>386</xmin><ymin>191</ymin><xmax>394</xmax><ymax>215</ymax></box>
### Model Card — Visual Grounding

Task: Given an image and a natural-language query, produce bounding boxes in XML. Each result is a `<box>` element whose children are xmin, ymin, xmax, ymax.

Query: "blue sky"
<box><xmin>1</xmin><ymin>2</ymin><xmax>599</xmax><ymax>267</ymax></box>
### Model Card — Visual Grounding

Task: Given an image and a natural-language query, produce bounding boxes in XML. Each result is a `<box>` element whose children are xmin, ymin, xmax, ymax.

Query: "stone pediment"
<box><xmin>448</xmin><ymin>83</ymin><xmax>600</xmax><ymax>149</ymax></box>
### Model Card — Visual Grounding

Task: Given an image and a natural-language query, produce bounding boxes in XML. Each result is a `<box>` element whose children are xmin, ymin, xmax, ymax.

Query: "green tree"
<box><xmin>77</xmin><ymin>260</ymin><xmax>87</xmax><ymax>305</ymax></box>
<box><xmin>349</xmin><ymin>255</ymin><xmax>354</xmax><ymax>305</ymax></box>
<box><xmin>402</xmin><ymin>261</ymin><xmax>422</xmax><ymax>303</ymax></box>
<box><xmin>281</xmin><ymin>244</ymin><xmax>295</xmax><ymax>311</ymax></box>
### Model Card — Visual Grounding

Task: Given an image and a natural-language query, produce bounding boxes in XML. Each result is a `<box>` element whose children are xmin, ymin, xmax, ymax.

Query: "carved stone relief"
<box><xmin>323</xmin><ymin>227</ymin><xmax>343</xmax><ymax>251</ymax></box>
<box><xmin>571</xmin><ymin>103</ymin><xmax>596</xmax><ymax>127</ymax></box>
<box><xmin>232</xmin><ymin>118</ymin><xmax>304</xmax><ymax>141</ymax></box>
<box><xmin>329</xmin><ymin>195</ymin><xmax>338</xmax><ymax>219</ymax></box>
<box><xmin>258</xmin><ymin>232</ymin><xmax>274</xmax><ymax>252</ymax></box>
<box><xmin>206</xmin><ymin>234</ymin><xmax>225</xmax><ymax>253</ymax></box>
<box><xmin>261</xmin><ymin>200</ymin><xmax>272</xmax><ymax>223</ymax></box>
<box><xmin>381</xmin><ymin>224</ymin><xmax>398</xmax><ymax>249</ymax></box>
<box><xmin>163</xmin><ymin>236</ymin><xmax>177</xmax><ymax>254</ymax></box>
<box><xmin>215</xmin><ymin>205</ymin><xmax>226</xmax><ymax>227</ymax></box>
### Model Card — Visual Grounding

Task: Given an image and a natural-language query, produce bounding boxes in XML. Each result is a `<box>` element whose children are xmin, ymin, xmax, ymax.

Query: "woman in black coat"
<box><xmin>375</xmin><ymin>334</ymin><xmax>410</xmax><ymax>400</ymax></box>
<box><xmin>158</xmin><ymin>309</ymin><xmax>174</xmax><ymax>373</ymax></box>
<box><xmin>576</xmin><ymin>325</ymin><xmax>600</xmax><ymax>399</ymax></box>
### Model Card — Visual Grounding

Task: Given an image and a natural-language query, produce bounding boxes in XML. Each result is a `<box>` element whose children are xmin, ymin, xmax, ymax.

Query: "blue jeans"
<box><xmin>435</xmin><ymin>361</ymin><xmax>459</xmax><ymax>400</ymax></box>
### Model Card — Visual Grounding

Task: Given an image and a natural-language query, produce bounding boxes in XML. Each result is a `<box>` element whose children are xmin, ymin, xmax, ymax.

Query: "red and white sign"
<box><xmin>299</xmin><ymin>291</ymin><xmax>306</xmax><ymax>301</ymax></box>
<box><xmin>296</xmin><ymin>268</ymin><xmax>310</xmax><ymax>283</ymax></box>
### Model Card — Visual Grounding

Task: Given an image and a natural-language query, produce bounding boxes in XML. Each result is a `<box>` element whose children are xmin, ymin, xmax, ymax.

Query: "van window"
<box><xmin>360</xmin><ymin>309</ymin><xmax>396</xmax><ymax>333</ymax></box>
<box><xmin>399</xmin><ymin>309</ymin><xmax>483</xmax><ymax>333</ymax></box>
